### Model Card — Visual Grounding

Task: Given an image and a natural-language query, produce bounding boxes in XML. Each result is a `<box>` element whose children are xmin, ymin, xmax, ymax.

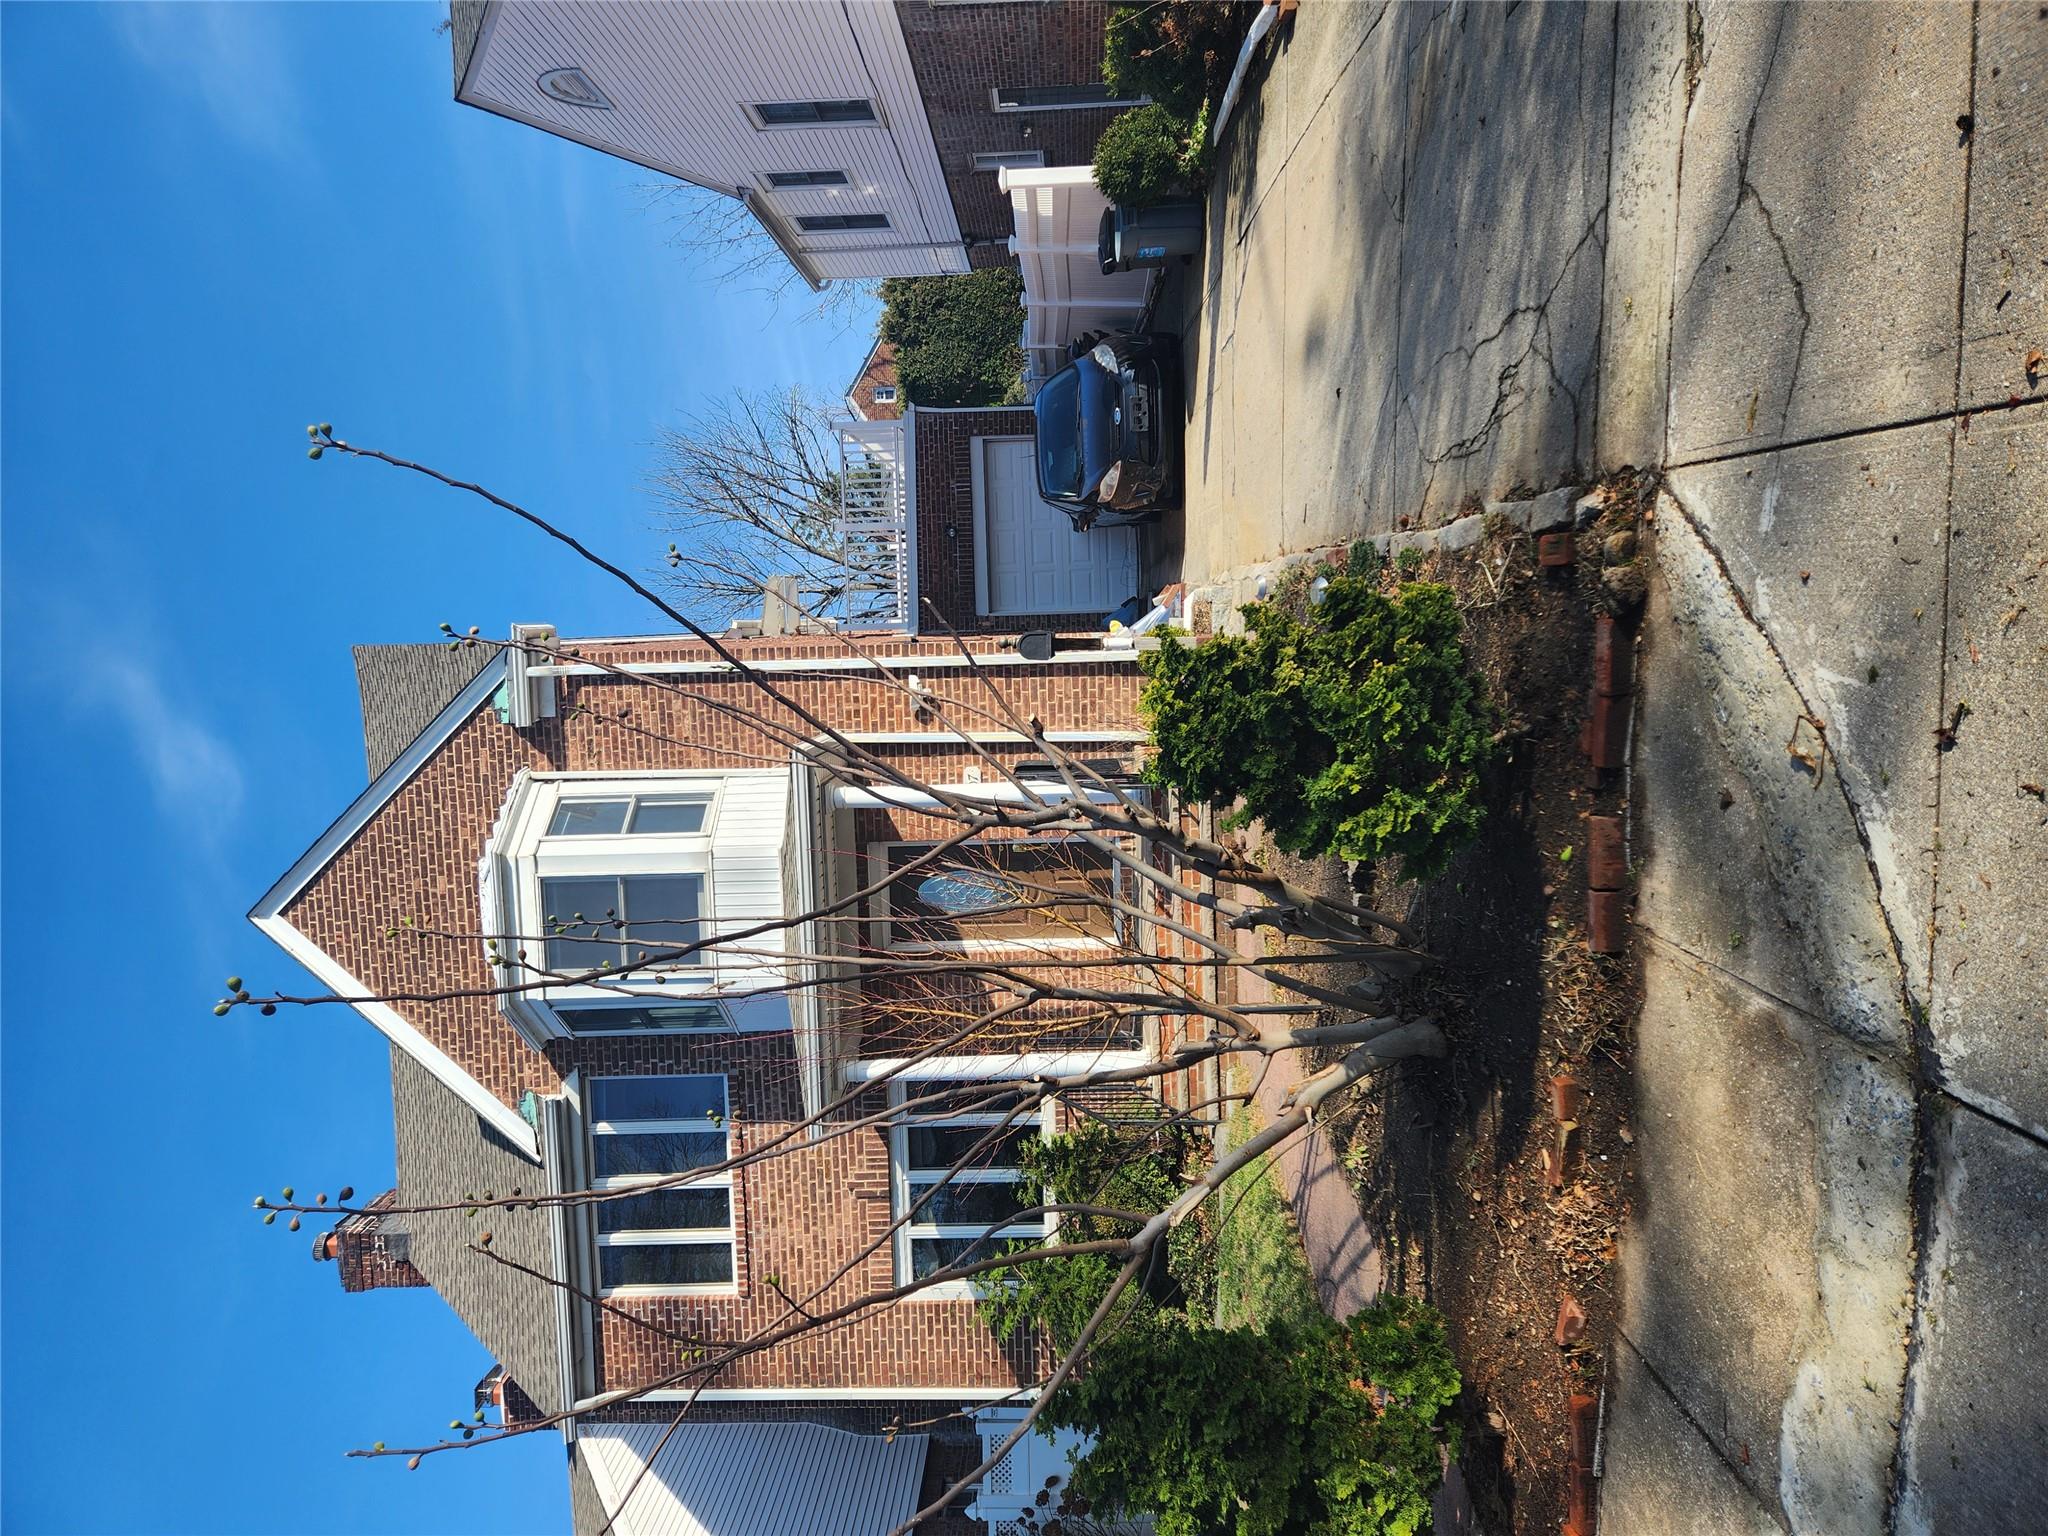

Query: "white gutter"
<box><xmin>525</xmin><ymin>649</ymin><xmax>1139</xmax><ymax>678</ymax></box>
<box><xmin>846</xmin><ymin>1050</ymin><xmax>1152</xmax><ymax>1083</ymax></box>
<box><xmin>830</xmin><ymin>781</ymin><xmax>1127</xmax><ymax>810</ymax></box>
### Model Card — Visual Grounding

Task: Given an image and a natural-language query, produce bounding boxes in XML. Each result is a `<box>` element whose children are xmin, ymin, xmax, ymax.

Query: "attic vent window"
<box><xmin>537</xmin><ymin>67</ymin><xmax>612</xmax><ymax>110</ymax></box>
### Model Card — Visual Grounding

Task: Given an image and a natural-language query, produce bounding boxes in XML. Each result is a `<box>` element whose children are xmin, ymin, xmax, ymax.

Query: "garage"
<box><xmin>973</xmin><ymin>436</ymin><xmax>1140</xmax><ymax>617</ymax></box>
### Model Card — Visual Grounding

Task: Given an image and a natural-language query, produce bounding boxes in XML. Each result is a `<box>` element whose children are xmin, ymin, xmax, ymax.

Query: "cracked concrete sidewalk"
<box><xmin>1163</xmin><ymin>2</ymin><xmax>2047</xmax><ymax>1530</ymax></box>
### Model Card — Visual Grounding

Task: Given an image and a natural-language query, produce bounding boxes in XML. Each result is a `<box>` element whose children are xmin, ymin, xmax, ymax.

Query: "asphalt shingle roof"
<box><xmin>352</xmin><ymin>642</ymin><xmax>494</xmax><ymax>780</ymax></box>
<box><xmin>390</xmin><ymin>1045</ymin><xmax>564</xmax><ymax>1416</ymax></box>
<box><xmin>449</xmin><ymin>0</ymin><xmax>489</xmax><ymax>92</ymax></box>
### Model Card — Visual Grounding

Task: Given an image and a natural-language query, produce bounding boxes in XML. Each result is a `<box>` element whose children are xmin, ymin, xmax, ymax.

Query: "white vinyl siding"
<box><xmin>460</xmin><ymin>0</ymin><xmax>966</xmax><ymax>279</ymax></box>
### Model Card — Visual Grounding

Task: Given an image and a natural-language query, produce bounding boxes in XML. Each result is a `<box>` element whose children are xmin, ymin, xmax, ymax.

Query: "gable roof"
<box><xmin>354</xmin><ymin>643</ymin><xmax>496</xmax><ymax>779</ymax></box>
<box><xmin>390</xmin><ymin>1044</ymin><xmax>565</xmax><ymax>1416</ymax></box>
<box><xmin>249</xmin><ymin>649</ymin><xmax>532</xmax><ymax>1154</ymax></box>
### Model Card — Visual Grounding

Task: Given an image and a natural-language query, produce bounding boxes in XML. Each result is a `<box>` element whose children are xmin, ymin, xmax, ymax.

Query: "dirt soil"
<box><xmin>1255</xmin><ymin>476</ymin><xmax>1654</xmax><ymax>1535</ymax></box>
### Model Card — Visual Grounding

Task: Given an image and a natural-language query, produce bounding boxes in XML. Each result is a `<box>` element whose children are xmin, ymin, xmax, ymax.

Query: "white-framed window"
<box><xmin>535</xmin><ymin>787</ymin><xmax>718</xmax><ymax>977</ymax></box>
<box><xmin>888</xmin><ymin>1086</ymin><xmax>1049</xmax><ymax>1295</ymax></box>
<box><xmin>991</xmin><ymin>83</ymin><xmax>1142</xmax><ymax>113</ymax></box>
<box><xmin>750</xmin><ymin>98</ymin><xmax>877</xmax><ymax>128</ymax></box>
<box><xmin>591</xmin><ymin>1075</ymin><xmax>736</xmax><ymax>1295</ymax></box>
<box><xmin>764</xmin><ymin>168</ymin><xmax>850</xmax><ymax>188</ymax></box>
<box><xmin>870</xmin><ymin>837</ymin><xmax>1131</xmax><ymax>952</ymax></box>
<box><xmin>872</xmin><ymin>384</ymin><xmax>898</xmax><ymax>403</ymax></box>
<box><xmin>551</xmin><ymin>1002</ymin><xmax>730</xmax><ymax>1035</ymax></box>
<box><xmin>972</xmin><ymin>149</ymin><xmax>1045</xmax><ymax>172</ymax></box>
<box><xmin>796</xmin><ymin>212</ymin><xmax>890</xmax><ymax>233</ymax></box>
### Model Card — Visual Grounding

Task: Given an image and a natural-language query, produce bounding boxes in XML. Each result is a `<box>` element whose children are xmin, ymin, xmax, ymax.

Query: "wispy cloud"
<box><xmin>77</xmin><ymin>646</ymin><xmax>247</xmax><ymax>851</ymax></box>
<box><xmin>109</xmin><ymin>1</ymin><xmax>308</xmax><ymax>161</ymax></box>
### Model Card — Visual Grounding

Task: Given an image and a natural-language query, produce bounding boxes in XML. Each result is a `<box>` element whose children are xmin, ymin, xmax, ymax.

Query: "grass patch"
<box><xmin>1212</xmin><ymin>1102</ymin><xmax>1324</xmax><ymax>1333</ymax></box>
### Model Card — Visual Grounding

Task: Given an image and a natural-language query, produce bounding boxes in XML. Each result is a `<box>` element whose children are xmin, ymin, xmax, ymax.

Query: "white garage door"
<box><xmin>976</xmin><ymin>437</ymin><xmax>1140</xmax><ymax>617</ymax></box>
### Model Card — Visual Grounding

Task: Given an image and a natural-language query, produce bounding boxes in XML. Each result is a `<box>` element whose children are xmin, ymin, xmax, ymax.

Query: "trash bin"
<box><xmin>1098</xmin><ymin>200</ymin><xmax>1204</xmax><ymax>273</ymax></box>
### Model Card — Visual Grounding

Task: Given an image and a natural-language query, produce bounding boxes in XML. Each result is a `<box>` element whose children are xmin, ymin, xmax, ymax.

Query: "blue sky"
<box><xmin>0</xmin><ymin>5</ymin><xmax>877</xmax><ymax>1532</ymax></box>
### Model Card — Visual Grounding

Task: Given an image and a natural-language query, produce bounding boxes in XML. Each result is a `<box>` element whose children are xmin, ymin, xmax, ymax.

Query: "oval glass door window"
<box><xmin>916</xmin><ymin>868</ymin><xmax>1017</xmax><ymax>916</ymax></box>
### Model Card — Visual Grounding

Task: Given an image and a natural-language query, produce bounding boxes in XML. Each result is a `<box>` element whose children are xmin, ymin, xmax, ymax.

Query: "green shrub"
<box><xmin>1140</xmin><ymin>578</ymin><xmax>1495</xmax><ymax>881</ymax></box>
<box><xmin>1104</xmin><ymin>1</ymin><xmax>1250</xmax><ymax>121</ymax></box>
<box><xmin>979</xmin><ymin>1123</ymin><xmax>1211</xmax><ymax>1349</ymax></box>
<box><xmin>1045</xmin><ymin>1296</ymin><xmax>1462</xmax><ymax>1536</ymax></box>
<box><xmin>1092</xmin><ymin>105</ymin><xmax>1198</xmax><ymax>209</ymax></box>
<box><xmin>878</xmin><ymin>268</ymin><xmax>1024</xmax><ymax>406</ymax></box>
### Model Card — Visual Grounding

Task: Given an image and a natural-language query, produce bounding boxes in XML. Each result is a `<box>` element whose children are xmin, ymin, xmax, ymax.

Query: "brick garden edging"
<box><xmin>1182</xmin><ymin>485</ymin><xmax>1595</xmax><ymax>636</ymax></box>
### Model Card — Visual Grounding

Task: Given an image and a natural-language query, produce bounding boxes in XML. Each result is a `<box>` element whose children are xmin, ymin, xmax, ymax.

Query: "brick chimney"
<box><xmin>310</xmin><ymin>1189</ymin><xmax>428</xmax><ymax>1292</ymax></box>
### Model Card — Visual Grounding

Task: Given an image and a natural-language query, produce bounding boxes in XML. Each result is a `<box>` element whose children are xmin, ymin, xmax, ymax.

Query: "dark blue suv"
<box><xmin>1032</xmin><ymin>331</ymin><xmax>1182</xmax><ymax>529</ymax></box>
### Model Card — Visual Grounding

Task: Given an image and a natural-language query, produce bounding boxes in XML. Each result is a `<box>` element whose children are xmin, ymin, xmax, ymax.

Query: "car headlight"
<box><xmin>1090</xmin><ymin>342</ymin><xmax>1120</xmax><ymax>374</ymax></box>
<box><xmin>1094</xmin><ymin>463</ymin><xmax>1123</xmax><ymax>505</ymax></box>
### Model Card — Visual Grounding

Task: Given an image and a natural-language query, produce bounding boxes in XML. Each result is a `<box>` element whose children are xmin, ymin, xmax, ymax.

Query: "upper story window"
<box><xmin>796</xmin><ymin>212</ymin><xmax>890</xmax><ymax>233</ymax></box>
<box><xmin>889</xmin><ymin>1090</ymin><xmax>1049</xmax><ymax>1294</ymax></box>
<box><xmin>872</xmin><ymin>385</ymin><xmax>898</xmax><ymax>403</ymax></box>
<box><xmin>591</xmin><ymin>1075</ymin><xmax>736</xmax><ymax>1294</ymax></box>
<box><xmin>482</xmin><ymin>770</ymin><xmax>800</xmax><ymax>1044</ymax></box>
<box><xmin>751</xmin><ymin>98</ymin><xmax>877</xmax><ymax>128</ymax></box>
<box><xmin>764</xmin><ymin>168</ymin><xmax>850</xmax><ymax>188</ymax></box>
<box><xmin>972</xmin><ymin>149</ymin><xmax>1046</xmax><ymax>172</ymax></box>
<box><xmin>991</xmin><ymin>83</ymin><xmax>1142</xmax><ymax>113</ymax></box>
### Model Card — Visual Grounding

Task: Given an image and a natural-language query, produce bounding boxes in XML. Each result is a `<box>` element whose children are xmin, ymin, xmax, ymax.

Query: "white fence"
<box><xmin>1000</xmin><ymin>164</ymin><xmax>1155</xmax><ymax>398</ymax></box>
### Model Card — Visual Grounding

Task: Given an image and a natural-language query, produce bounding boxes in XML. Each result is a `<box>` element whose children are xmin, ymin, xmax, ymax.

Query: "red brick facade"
<box><xmin>913</xmin><ymin>406</ymin><xmax>1141</xmax><ymax>635</ymax></box>
<box><xmin>893</xmin><ymin>0</ymin><xmax>1125</xmax><ymax>269</ymax></box>
<box><xmin>847</xmin><ymin>338</ymin><xmax>903</xmax><ymax>420</ymax></box>
<box><xmin>284</xmin><ymin>632</ymin><xmax>1165</xmax><ymax>1398</ymax></box>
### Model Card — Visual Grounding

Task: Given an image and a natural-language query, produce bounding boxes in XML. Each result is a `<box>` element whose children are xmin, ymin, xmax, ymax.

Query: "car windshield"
<box><xmin>1035</xmin><ymin>360</ymin><xmax>1116</xmax><ymax>500</ymax></box>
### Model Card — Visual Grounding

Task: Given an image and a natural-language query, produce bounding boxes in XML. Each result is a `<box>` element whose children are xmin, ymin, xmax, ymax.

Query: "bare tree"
<box><xmin>640</xmin><ymin>179</ymin><xmax>877</xmax><ymax>326</ymax></box>
<box><xmin>648</xmin><ymin>386</ymin><xmax>899</xmax><ymax>629</ymax></box>
<box><xmin>259</xmin><ymin>425</ymin><xmax>1454</xmax><ymax>1533</ymax></box>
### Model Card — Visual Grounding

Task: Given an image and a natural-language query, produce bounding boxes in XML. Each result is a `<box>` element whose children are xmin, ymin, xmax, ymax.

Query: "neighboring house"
<box><xmin>257</xmin><ymin>631</ymin><xmax>1203</xmax><ymax>1534</ymax></box>
<box><xmin>845</xmin><ymin>336</ymin><xmax>902</xmax><ymax>420</ymax></box>
<box><xmin>448</xmin><ymin>0</ymin><xmax>1132</xmax><ymax>285</ymax></box>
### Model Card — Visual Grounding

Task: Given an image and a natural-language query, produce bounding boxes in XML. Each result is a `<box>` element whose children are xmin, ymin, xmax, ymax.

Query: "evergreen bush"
<box><xmin>1139</xmin><ymin>578</ymin><xmax>1495</xmax><ymax>881</ymax></box>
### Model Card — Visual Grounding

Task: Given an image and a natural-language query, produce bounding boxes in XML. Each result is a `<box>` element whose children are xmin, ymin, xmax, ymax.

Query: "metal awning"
<box><xmin>580</xmin><ymin>1420</ymin><xmax>930</xmax><ymax>1536</ymax></box>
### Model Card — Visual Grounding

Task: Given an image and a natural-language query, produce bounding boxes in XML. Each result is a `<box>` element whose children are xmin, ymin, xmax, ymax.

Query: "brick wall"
<box><xmin>283</xmin><ymin>632</ymin><xmax>1151</xmax><ymax>1397</ymax></box>
<box><xmin>893</xmin><ymin>0</ymin><xmax>1124</xmax><ymax>268</ymax></box>
<box><xmin>914</xmin><ymin>406</ymin><xmax>1138</xmax><ymax>634</ymax></box>
<box><xmin>848</xmin><ymin>338</ymin><xmax>903</xmax><ymax>420</ymax></box>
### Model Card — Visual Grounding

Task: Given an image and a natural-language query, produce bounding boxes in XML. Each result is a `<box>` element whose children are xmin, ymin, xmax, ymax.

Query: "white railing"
<box><xmin>834</xmin><ymin>418</ymin><xmax>915</xmax><ymax>630</ymax></box>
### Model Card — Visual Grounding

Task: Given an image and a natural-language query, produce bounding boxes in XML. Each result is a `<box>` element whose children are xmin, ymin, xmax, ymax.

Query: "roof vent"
<box><xmin>537</xmin><ymin>67</ymin><xmax>612</xmax><ymax>110</ymax></box>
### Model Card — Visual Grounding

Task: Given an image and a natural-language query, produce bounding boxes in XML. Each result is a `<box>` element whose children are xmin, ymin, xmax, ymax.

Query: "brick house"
<box><xmin>448</xmin><ymin>0</ymin><xmax>1133</xmax><ymax>286</ymax></box>
<box><xmin>845</xmin><ymin>336</ymin><xmax>903</xmax><ymax>421</ymax></box>
<box><xmin>255</xmin><ymin>629</ymin><xmax>1211</xmax><ymax>1533</ymax></box>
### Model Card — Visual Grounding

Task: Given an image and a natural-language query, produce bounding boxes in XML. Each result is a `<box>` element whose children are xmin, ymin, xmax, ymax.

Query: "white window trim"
<box><xmin>486</xmin><ymin>771</ymin><xmax>795</xmax><ymax>1043</ymax></box>
<box><xmin>759</xmin><ymin>168</ymin><xmax>852</xmax><ymax>190</ymax></box>
<box><xmin>888</xmin><ymin>1084</ymin><xmax>1051</xmax><ymax>1299</ymax></box>
<box><xmin>972</xmin><ymin>149</ymin><xmax>1046</xmax><ymax>172</ymax></box>
<box><xmin>866</xmin><ymin>837</ymin><xmax>1137</xmax><ymax>955</ymax></box>
<box><xmin>592</xmin><ymin>1075</ymin><xmax>738</xmax><ymax>1298</ymax></box>
<box><xmin>872</xmin><ymin>384</ymin><xmax>899</xmax><ymax>402</ymax></box>
<box><xmin>989</xmin><ymin>85</ymin><xmax>1144</xmax><ymax>114</ymax></box>
<box><xmin>795</xmin><ymin>211</ymin><xmax>893</xmax><ymax>233</ymax></box>
<box><xmin>746</xmin><ymin>98</ymin><xmax>884</xmax><ymax>131</ymax></box>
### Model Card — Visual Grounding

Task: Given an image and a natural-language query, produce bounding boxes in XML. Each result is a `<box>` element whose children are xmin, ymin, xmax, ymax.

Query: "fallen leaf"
<box><xmin>1746</xmin><ymin>391</ymin><xmax>1761</xmax><ymax>433</ymax></box>
<box><xmin>2000</xmin><ymin>604</ymin><xmax>2027</xmax><ymax>631</ymax></box>
<box><xmin>2020</xmin><ymin>781</ymin><xmax>2045</xmax><ymax>801</ymax></box>
<box><xmin>2026</xmin><ymin>347</ymin><xmax>2045</xmax><ymax>385</ymax></box>
<box><xmin>1799</xmin><ymin>569</ymin><xmax>1812</xmax><ymax>584</ymax></box>
<box><xmin>1969</xmin><ymin>635</ymin><xmax>1984</xmax><ymax>665</ymax></box>
<box><xmin>1617</xmin><ymin>1124</ymin><xmax>1635</xmax><ymax>1144</ymax></box>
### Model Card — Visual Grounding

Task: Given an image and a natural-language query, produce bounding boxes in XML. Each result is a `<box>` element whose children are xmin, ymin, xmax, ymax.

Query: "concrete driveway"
<box><xmin>1159</xmin><ymin>4</ymin><xmax>2048</xmax><ymax>1531</ymax></box>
